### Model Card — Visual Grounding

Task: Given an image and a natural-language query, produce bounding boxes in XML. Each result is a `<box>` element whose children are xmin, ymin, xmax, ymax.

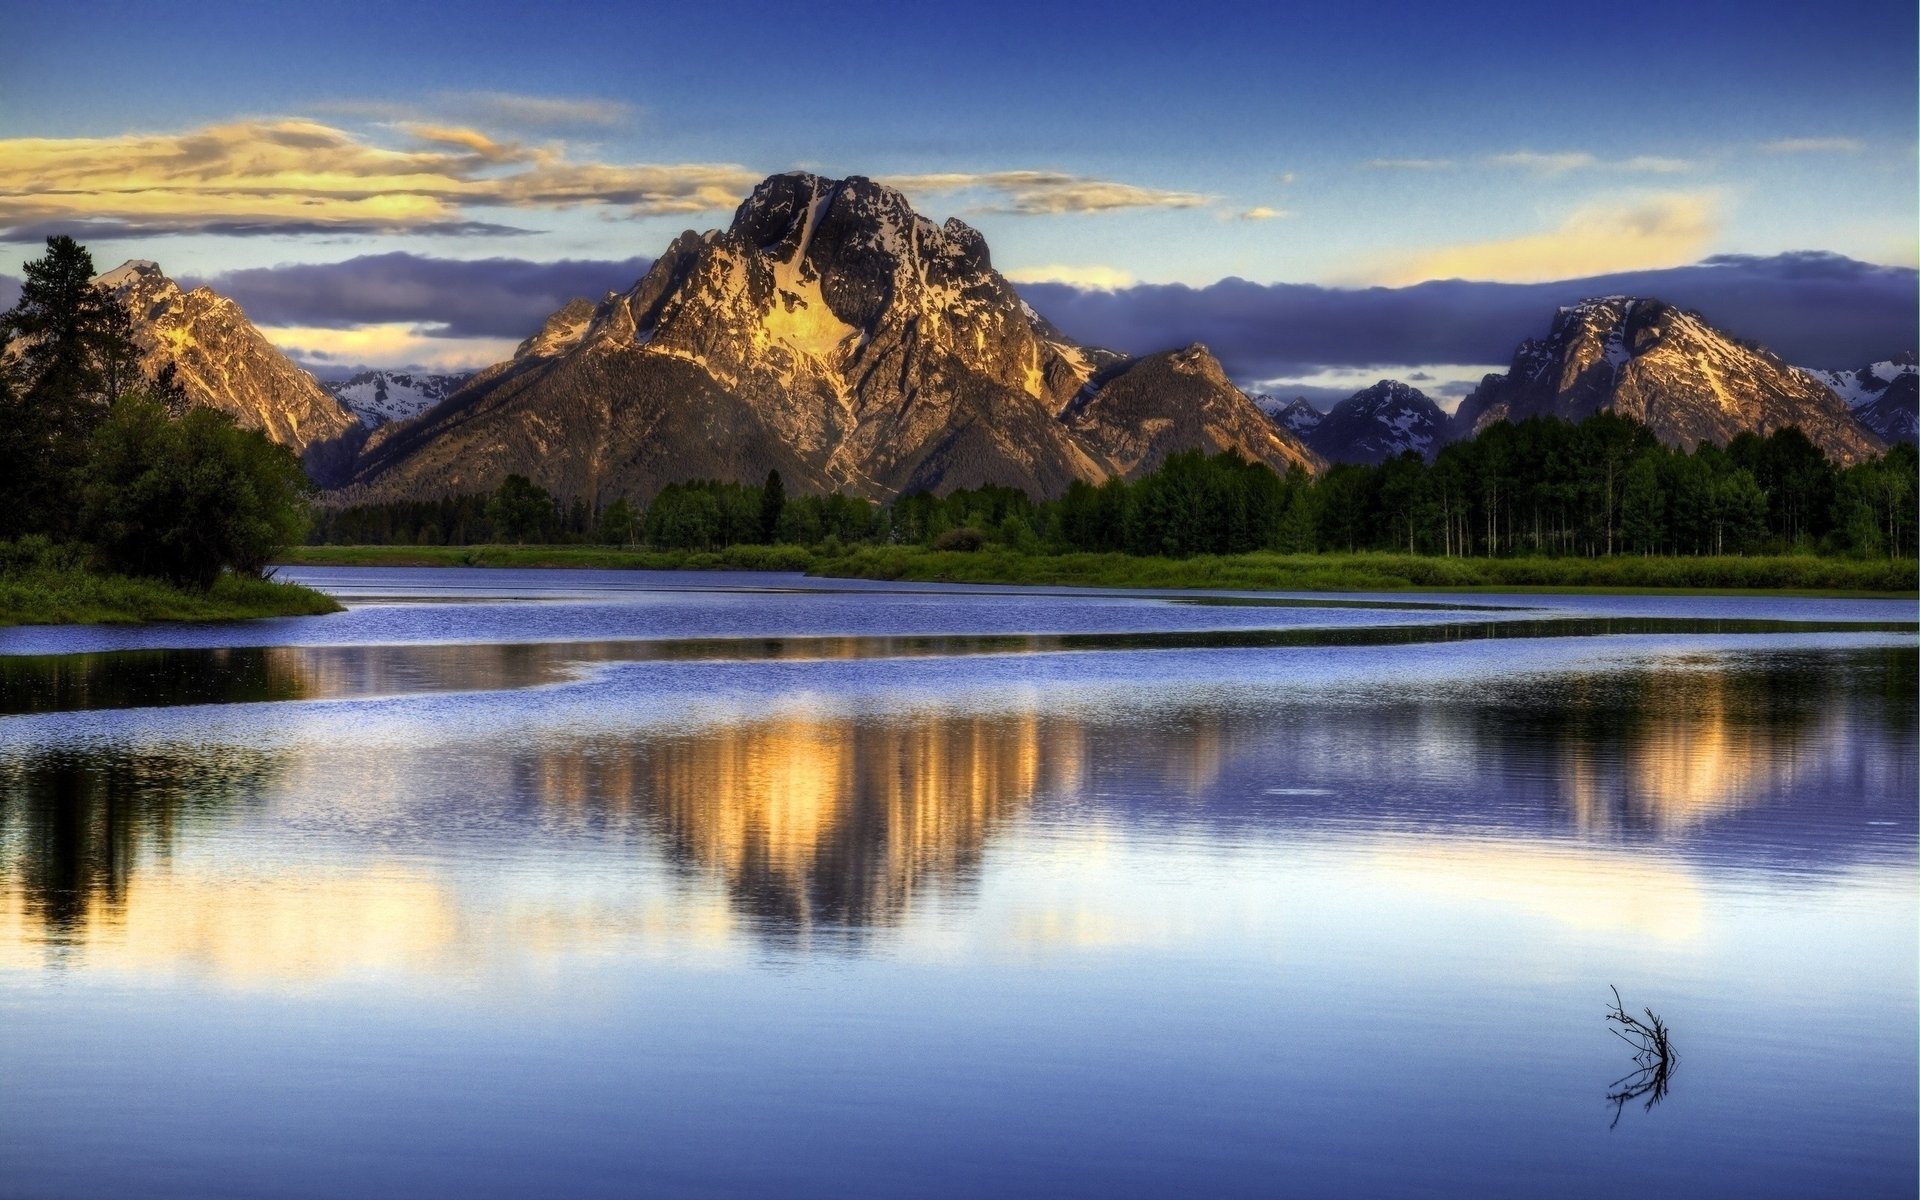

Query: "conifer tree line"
<box><xmin>0</xmin><ymin>237</ymin><xmax>312</xmax><ymax>588</ymax></box>
<box><xmin>319</xmin><ymin>411</ymin><xmax>1917</xmax><ymax>560</ymax></box>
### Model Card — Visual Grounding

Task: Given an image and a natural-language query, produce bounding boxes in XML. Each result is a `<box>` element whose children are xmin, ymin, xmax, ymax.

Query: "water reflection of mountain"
<box><xmin>524</xmin><ymin>709</ymin><xmax>1090</xmax><ymax>943</ymax></box>
<box><xmin>1147</xmin><ymin>648</ymin><xmax>1917</xmax><ymax>861</ymax></box>
<box><xmin>0</xmin><ymin>647</ymin><xmax>1908</xmax><ymax>973</ymax></box>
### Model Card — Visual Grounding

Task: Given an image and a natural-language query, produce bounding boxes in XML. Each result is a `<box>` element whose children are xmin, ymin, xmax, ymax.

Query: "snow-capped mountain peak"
<box><xmin>1810</xmin><ymin>352</ymin><xmax>1917</xmax><ymax>444</ymax></box>
<box><xmin>324</xmin><ymin>370</ymin><xmax>475</xmax><ymax>427</ymax></box>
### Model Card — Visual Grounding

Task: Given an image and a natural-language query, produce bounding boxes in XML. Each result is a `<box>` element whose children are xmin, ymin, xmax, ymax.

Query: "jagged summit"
<box><xmin>92</xmin><ymin>259</ymin><xmax>163</xmax><ymax>292</ymax></box>
<box><xmin>345</xmin><ymin>171</ymin><xmax>1316</xmax><ymax>503</ymax></box>
<box><xmin>1303</xmin><ymin>380</ymin><xmax>1446</xmax><ymax>465</ymax></box>
<box><xmin>89</xmin><ymin>260</ymin><xmax>356</xmax><ymax>452</ymax></box>
<box><xmin>1452</xmin><ymin>296</ymin><xmax>1884</xmax><ymax>463</ymax></box>
<box><xmin>1814</xmin><ymin>353</ymin><xmax>1917</xmax><ymax>444</ymax></box>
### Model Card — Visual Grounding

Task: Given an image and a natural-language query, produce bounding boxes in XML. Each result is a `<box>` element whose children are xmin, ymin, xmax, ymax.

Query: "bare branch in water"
<box><xmin>1605</xmin><ymin>985</ymin><xmax>1677</xmax><ymax>1129</ymax></box>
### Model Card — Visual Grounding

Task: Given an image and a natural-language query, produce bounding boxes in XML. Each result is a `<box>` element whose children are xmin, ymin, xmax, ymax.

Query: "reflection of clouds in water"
<box><xmin>1364</xmin><ymin>840</ymin><xmax>1706</xmax><ymax>944</ymax></box>
<box><xmin>0</xmin><ymin>866</ymin><xmax>743</xmax><ymax>987</ymax></box>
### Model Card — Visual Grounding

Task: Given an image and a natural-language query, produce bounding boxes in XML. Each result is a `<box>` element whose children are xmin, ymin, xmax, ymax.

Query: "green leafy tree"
<box><xmin>486</xmin><ymin>474</ymin><xmax>554</xmax><ymax>543</ymax></box>
<box><xmin>81</xmin><ymin>393</ymin><xmax>312</xmax><ymax>588</ymax></box>
<box><xmin>595</xmin><ymin>498</ymin><xmax>638</xmax><ymax>546</ymax></box>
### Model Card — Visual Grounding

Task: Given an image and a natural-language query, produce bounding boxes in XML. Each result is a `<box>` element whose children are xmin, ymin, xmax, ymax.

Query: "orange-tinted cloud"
<box><xmin>0</xmin><ymin>118</ymin><xmax>761</xmax><ymax>239</ymax></box>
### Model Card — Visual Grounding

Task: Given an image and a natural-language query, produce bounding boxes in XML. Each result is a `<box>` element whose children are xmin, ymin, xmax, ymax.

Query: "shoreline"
<box><xmin>276</xmin><ymin>544</ymin><xmax>1920</xmax><ymax>599</ymax></box>
<box><xmin>0</xmin><ymin>570</ymin><xmax>344</xmax><ymax>628</ymax></box>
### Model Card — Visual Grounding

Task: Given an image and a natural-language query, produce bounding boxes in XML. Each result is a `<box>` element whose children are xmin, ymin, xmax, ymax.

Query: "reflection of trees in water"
<box><xmin>0</xmin><ymin>747</ymin><xmax>277</xmax><ymax>944</ymax></box>
<box><xmin>0</xmin><ymin>648</ymin><xmax>311</xmax><ymax>714</ymax></box>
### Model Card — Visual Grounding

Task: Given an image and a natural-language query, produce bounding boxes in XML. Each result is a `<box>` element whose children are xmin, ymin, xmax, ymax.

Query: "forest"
<box><xmin>314</xmin><ymin>411</ymin><xmax>1918</xmax><ymax>562</ymax></box>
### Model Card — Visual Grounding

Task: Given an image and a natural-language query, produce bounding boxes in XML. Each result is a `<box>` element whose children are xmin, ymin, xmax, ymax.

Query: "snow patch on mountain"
<box><xmin>1812</xmin><ymin>355</ymin><xmax>1916</xmax><ymax>408</ymax></box>
<box><xmin>324</xmin><ymin>370</ymin><xmax>474</xmax><ymax>427</ymax></box>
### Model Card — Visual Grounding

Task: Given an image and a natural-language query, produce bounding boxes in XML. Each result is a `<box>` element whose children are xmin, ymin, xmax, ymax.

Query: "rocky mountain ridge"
<box><xmin>344</xmin><ymin>172</ymin><xmax>1318</xmax><ymax>502</ymax></box>
<box><xmin>92</xmin><ymin>260</ymin><xmax>357</xmax><ymax>451</ymax></box>
<box><xmin>1450</xmin><ymin>296</ymin><xmax>1883</xmax><ymax>463</ymax></box>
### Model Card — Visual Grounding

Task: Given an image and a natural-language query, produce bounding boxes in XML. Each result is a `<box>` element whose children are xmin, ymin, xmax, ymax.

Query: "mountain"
<box><xmin>343</xmin><ymin>172</ymin><xmax>1316</xmax><ymax>502</ymax></box>
<box><xmin>1450</xmin><ymin>297</ymin><xmax>1884</xmax><ymax>463</ymax></box>
<box><xmin>1812</xmin><ymin>354</ymin><xmax>1916</xmax><ymax>445</ymax></box>
<box><xmin>1298</xmin><ymin>380</ymin><xmax>1445</xmax><ymax>465</ymax></box>
<box><xmin>92</xmin><ymin>260</ymin><xmax>357</xmax><ymax>452</ymax></box>
<box><xmin>1063</xmin><ymin>344</ymin><xmax>1321</xmax><ymax>477</ymax></box>
<box><xmin>324</xmin><ymin>369</ymin><xmax>475</xmax><ymax>427</ymax></box>
<box><xmin>1259</xmin><ymin>394</ymin><xmax>1324</xmax><ymax>438</ymax></box>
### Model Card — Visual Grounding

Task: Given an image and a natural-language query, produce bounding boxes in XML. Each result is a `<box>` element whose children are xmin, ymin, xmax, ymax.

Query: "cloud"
<box><xmin>1366</xmin><ymin>158</ymin><xmax>1453</xmax><ymax>170</ymax></box>
<box><xmin>439</xmin><ymin>91</ymin><xmax>633</xmax><ymax>130</ymax></box>
<box><xmin>262</xmin><ymin>323</ymin><xmax>519</xmax><ymax>375</ymax></box>
<box><xmin>1370</xmin><ymin>193</ymin><xmax>1721</xmax><ymax>285</ymax></box>
<box><xmin>1004</xmin><ymin>264</ymin><xmax>1135</xmax><ymax>290</ymax></box>
<box><xmin>1760</xmin><ymin>137</ymin><xmax>1864</xmax><ymax>154</ymax></box>
<box><xmin>186</xmin><ymin>252</ymin><xmax>651</xmax><ymax>339</ymax></box>
<box><xmin>1486</xmin><ymin>151</ymin><xmax>1693</xmax><ymax>174</ymax></box>
<box><xmin>316</xmin><ymin>91</ymin><xmax>634</xmax><ymax>131</ymax></box>
<box><xmin>1230</xmin><ymin>206</ymin><xmax>1290</xmax><ymax>221</ymax></box>
<box><xmin>881</xmin><ymin>170</ymin><xmax>1213</xmax><ymax>214</ymax></box>
<box><xmin>0</xmin><ymin>118</ymin><xmax>760</xmax><ymax>240</ymax></box>
<box><xmin>1015</xmin><ymin>251</ymin><xmax>1917</xmax><ymax>381</ymax></box>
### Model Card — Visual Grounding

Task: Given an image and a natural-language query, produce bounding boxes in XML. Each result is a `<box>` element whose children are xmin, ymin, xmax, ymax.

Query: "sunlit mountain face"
<box><xmin>0</xmin><ymin>645</ymin><xmax>1907</xmax><ymax>981</ymax></box>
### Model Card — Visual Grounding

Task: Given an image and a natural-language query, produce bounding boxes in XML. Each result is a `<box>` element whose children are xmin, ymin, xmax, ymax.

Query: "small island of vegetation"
<box><xmin>0</xmin><ymin>237</ymin><xmax>337</xmax><ymax>626</ymax></box>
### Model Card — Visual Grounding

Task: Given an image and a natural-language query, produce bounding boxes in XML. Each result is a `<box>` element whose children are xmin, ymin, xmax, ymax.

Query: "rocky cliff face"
<box><xmin>93</xmin><ymin>260</ymin><xmax>357</xmax><ymax>451</ymax></box>
<box><xmin>1064</xmin><ymin>344</ymin><xmax>1319</xmax><ymax>476</ymax></box>
<box><xmin>1297</xmin><ymin>380</ymin><xmax>1445</xmax><ymax>466</ymax></box>
<box><xmin>1451</xmin><ymin>297</ymin><xmax>1884</xmax><ymax>463</ymax></box>
<box><xmin>345</xmin><ymin>172</ymin><xmax>1315</xmax><ymax>502</ymax></box>
<box><xmin>1813</xmin><ymin>353</ymin><xmax>1916</xmax><ymax>445</ymax></box>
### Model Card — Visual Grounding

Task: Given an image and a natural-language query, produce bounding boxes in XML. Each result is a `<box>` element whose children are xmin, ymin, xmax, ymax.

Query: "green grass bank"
<box><xmin>279</xmin><ymin>544</ymin><xmax>1919</xmax><ymax>596</ymax></box>
<box><xmin>0</xmin><ymin>567</ymin><xmax>343</xmax><ymax>627</ymax></box>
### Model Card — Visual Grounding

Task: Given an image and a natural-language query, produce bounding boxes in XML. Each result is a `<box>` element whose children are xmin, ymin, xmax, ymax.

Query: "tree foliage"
<box><xmin>82</xmin><ymin>393</ymin><xmax>313</xmax><ymax>588</ymax></box>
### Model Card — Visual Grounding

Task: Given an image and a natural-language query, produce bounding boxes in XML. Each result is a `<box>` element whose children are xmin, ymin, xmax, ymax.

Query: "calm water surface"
<box><xmin>1</xmin><ymin>570</ymin><xmax>1914</xmax><ymax>1198</ymax></box>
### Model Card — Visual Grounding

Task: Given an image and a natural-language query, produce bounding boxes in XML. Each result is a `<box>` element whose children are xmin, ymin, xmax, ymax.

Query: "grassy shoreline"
<box><xmin>0</xmin><ymin>568</ymin><xmax>343</xmax><ymax>627</ymax></box>
<box><xmin>278</xmin><ymin>544</ymin><xmax>1919</xmax><ymax>596</ymax></box>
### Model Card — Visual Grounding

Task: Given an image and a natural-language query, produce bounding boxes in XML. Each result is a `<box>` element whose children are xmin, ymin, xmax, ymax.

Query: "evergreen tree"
<box><xmin>760</xmin><ymin>469</ymin><xmax>786</xmax><ymax>542</ymax></box>
<box><xmin>0</xmin><ymin>236</ymin><xmax>143</xmax><ymax>534</ymax></box>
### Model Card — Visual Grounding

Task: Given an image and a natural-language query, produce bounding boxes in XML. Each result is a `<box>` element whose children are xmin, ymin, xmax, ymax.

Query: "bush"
<box><xmin>932</xmin><ymin>526</ymin><xmax>984</xmax><ymax>552</ymax></box>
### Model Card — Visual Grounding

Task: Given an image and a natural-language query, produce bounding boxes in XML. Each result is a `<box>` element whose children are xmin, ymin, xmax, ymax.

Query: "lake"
<box><xmin>1</xmin><ymin>568</ymin><xmax>1915</xmax><ymax>1198</ymax></box>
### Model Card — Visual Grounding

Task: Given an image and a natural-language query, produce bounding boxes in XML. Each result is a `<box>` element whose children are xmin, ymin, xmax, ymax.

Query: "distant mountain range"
<box><xmin>82</xmin><ymin>176</ymin><xmax>1910</xmax><ymax>496</ymax></box>
<box><xmin>1812</xmin><ymin>354</ymin><xmax>1916</xmax><ymax>446</ymax></box>
<box><xmin>323</xmin><ymin>370</ymin><xmax>475</xmax><ymax>427</ymax></box>
<box><xmin>1267</xmin><ymin>381</ymin><xmax>1446</xmax><ymax>466</ymax></box>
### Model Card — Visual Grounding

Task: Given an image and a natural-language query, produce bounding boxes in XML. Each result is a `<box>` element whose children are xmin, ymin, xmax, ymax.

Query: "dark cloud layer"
<box><xmin>190</xmin><ymin>253</ymin><xmax>653</xmax><ymax>339</ymax></box>
<box><xmin>1018</xmin><ymin>252</ymin><xmax>1918</xmax><ymax>377</ymax></box>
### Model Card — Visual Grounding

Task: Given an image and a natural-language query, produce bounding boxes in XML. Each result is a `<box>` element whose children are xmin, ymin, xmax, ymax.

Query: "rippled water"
<box><xmin>1</xmin><ymin>570</ymin><xmax>1914</xmax><ymax>1199</ymax></box>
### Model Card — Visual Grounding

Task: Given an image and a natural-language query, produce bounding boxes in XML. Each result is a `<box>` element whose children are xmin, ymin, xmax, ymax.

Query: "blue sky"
<box><xmin>2</xmin><ymin>0</ymin><xmax>1914</xmax><ymax>391</ymax></box>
